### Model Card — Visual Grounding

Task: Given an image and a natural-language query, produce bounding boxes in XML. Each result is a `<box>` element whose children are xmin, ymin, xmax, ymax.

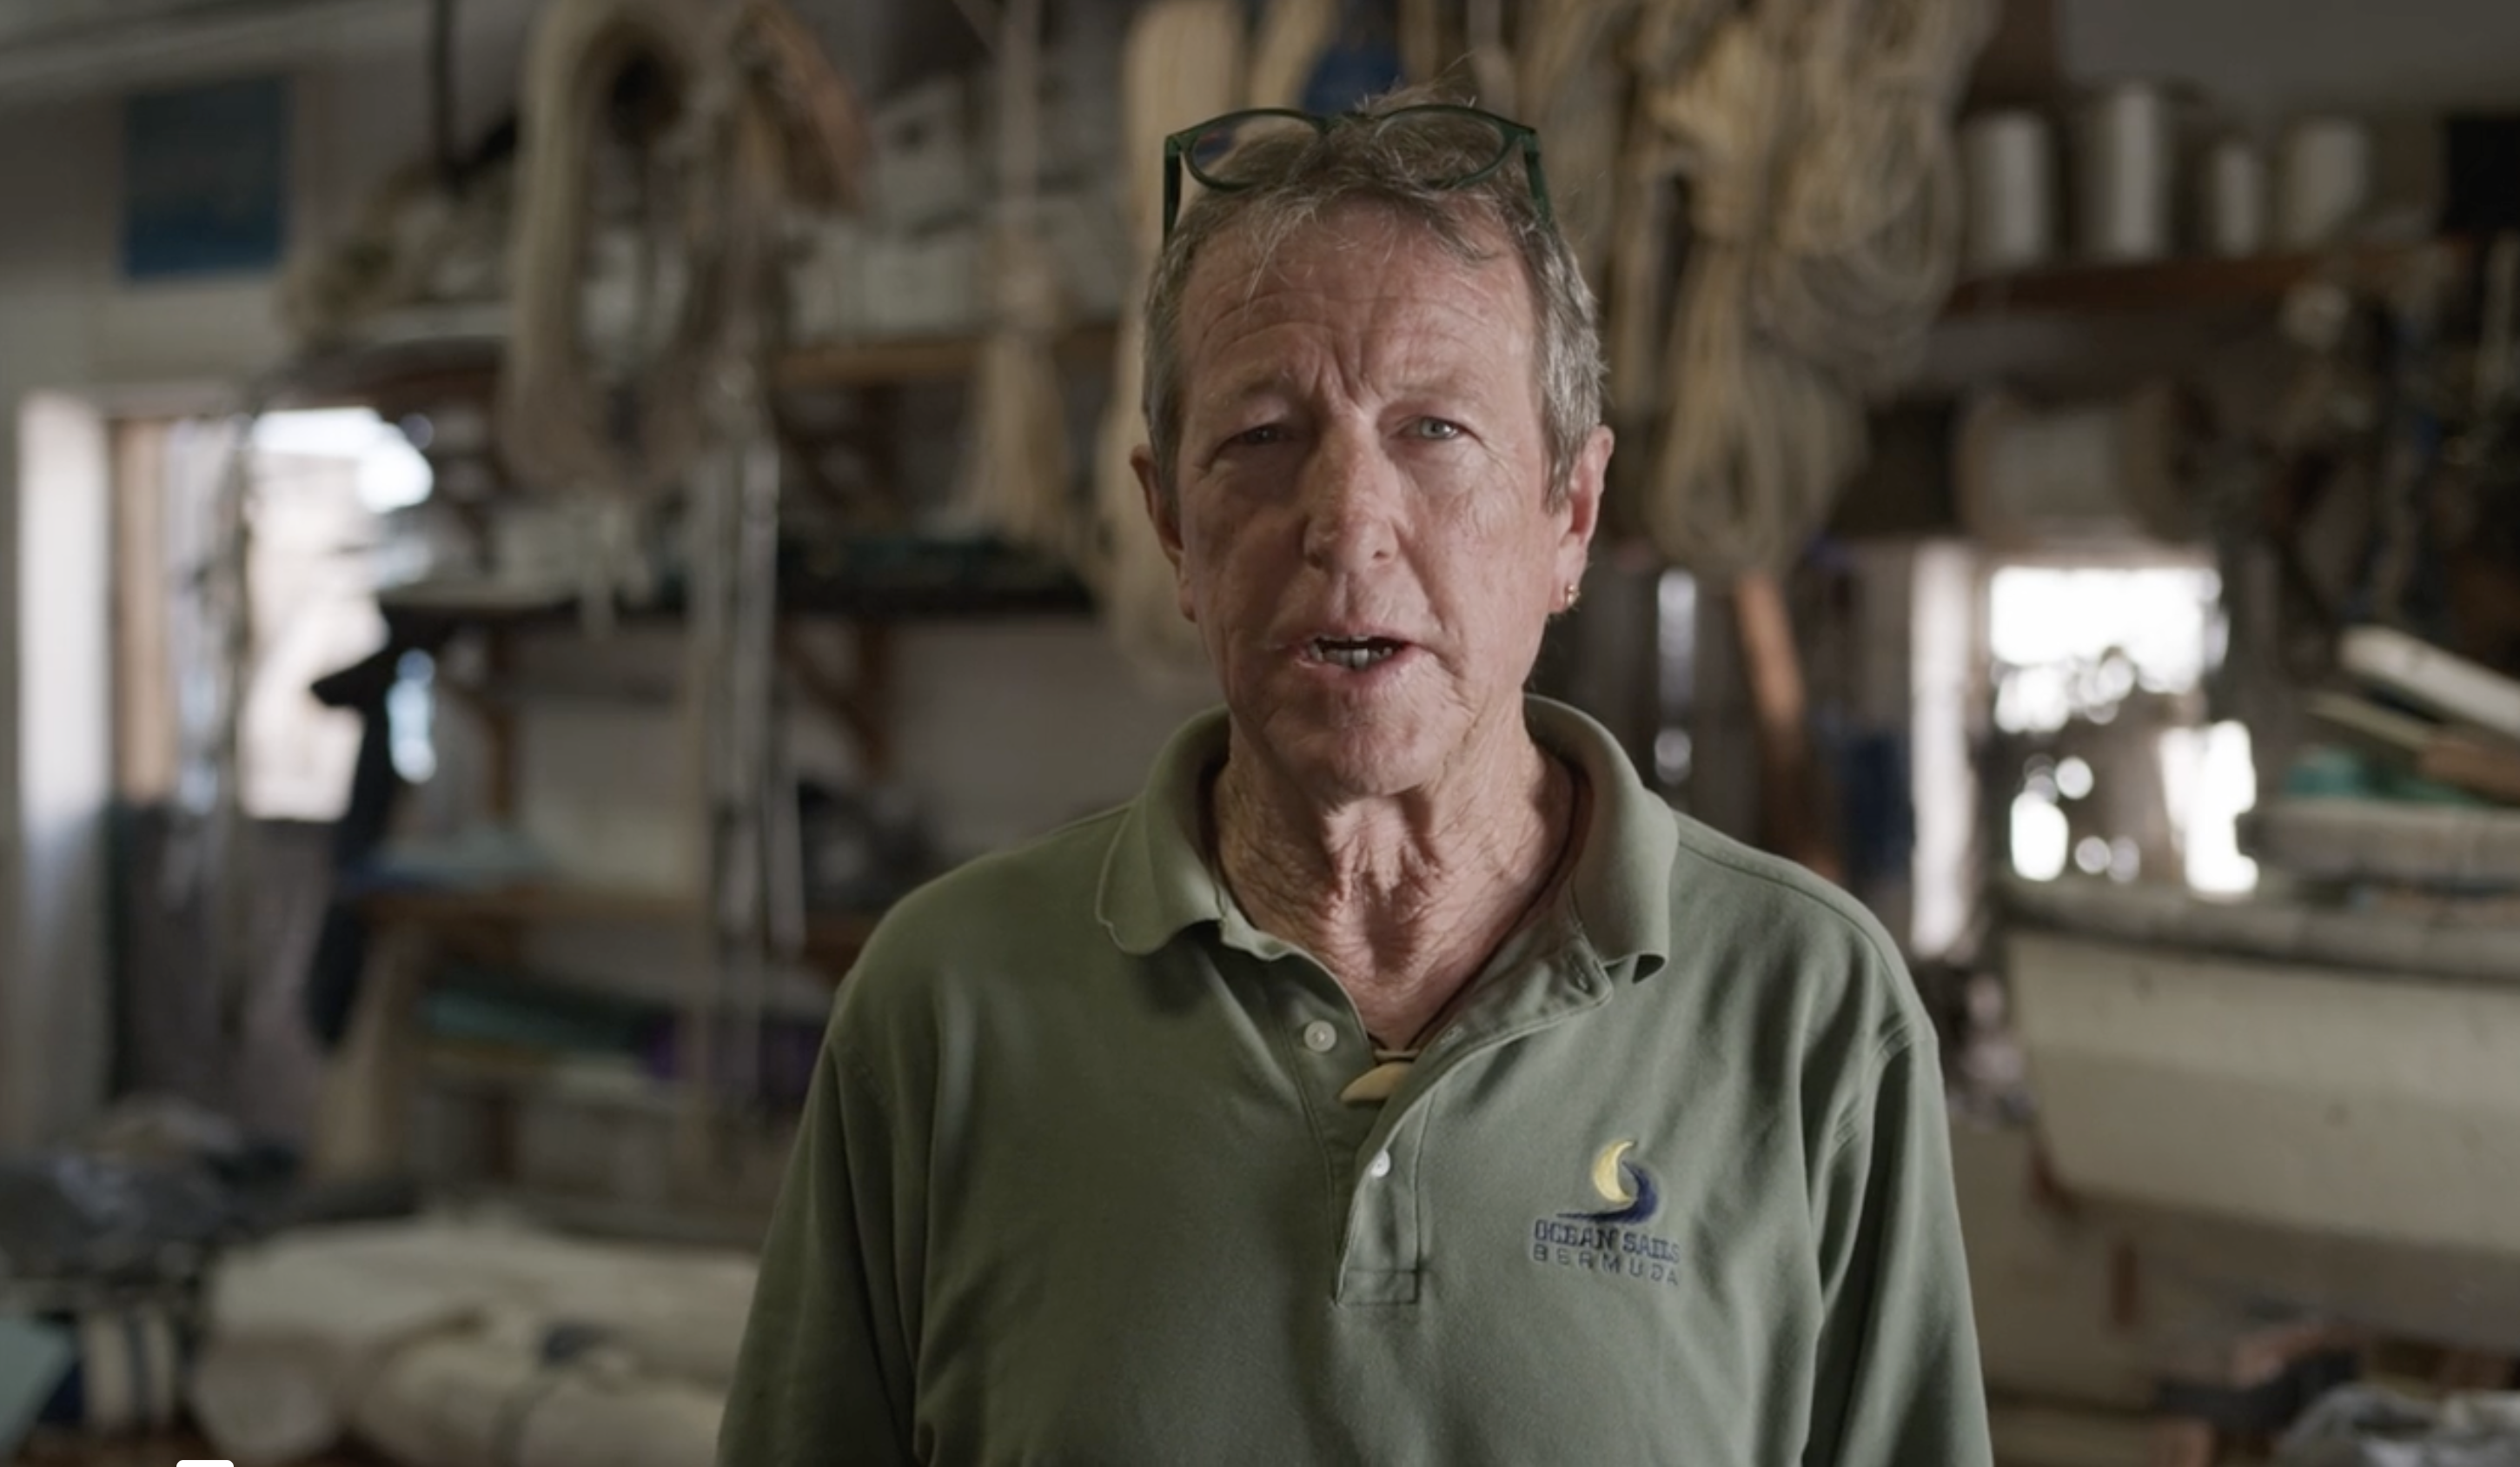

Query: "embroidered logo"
<box><xmin>1528</xmin><ymin>1138</ymin><xmax>1688</xmax><ymax>1288</ymax></box>
<box><xmin>1562</xmin><ymin>1139</ymin><xmax>1661</xmax><ymax>1225</ymax></box>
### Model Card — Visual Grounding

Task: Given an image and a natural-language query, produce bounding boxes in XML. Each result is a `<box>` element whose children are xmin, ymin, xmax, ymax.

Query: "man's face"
<box><xmin>1134</xmin><ymin>204</ymin><xmax>1608</xmax><ymax>803</ymax></box>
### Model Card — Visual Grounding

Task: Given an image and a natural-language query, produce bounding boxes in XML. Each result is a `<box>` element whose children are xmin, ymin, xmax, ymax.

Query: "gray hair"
<box><xmin>1141</xmin><ymin>85</ymin><xmax>1606</xmax><ymax>512</ymax></box>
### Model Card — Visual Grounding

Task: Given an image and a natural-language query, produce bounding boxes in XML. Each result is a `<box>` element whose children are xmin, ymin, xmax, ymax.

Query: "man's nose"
<box><xmin>1298</xmin><ymin>428</ymin><xmax>1402</xmax><ymax>574</ymax></box>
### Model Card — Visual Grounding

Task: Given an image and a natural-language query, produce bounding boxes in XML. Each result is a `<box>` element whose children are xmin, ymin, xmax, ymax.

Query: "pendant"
<box><xmin>1339</xmin><ymin>1058</ymin><xmax>1416</xmax><ymax>1105</ymax></box>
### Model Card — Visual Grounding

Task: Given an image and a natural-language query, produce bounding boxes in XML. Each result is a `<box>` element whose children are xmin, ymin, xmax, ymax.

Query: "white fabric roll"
<box><xmin>2278</xmin><ymin>116</ymin><xmax>2372</xmax><ymax>249</ymax></box>
<box><xmin>2075</xmin><ymin>83</ymin><xmax>2176</xmax><ymax>262</ymax></box>
<box><xmin>2201</xmin><ymin>136</ymin><xmax>2267</xmax><ymax>257</ymax></box>
<box><xmin>189</xmin><ymin>1336</ymin><xmax>346</xmax><ymax>1464</ymax></box>
<box><xmin>1962</xmin><ymin>110</ymin><xmax>2055</xmax><ymax>274</ymax></box>
<box><xmin>72</xmin><ymin>1309</ymin><xmax>182</xmax><ymax>1435</ymax></box>
<box><xmin>350</xmin><ymin>1325</ymin><xmax>723</xmax><ymax>1467</ymax></box>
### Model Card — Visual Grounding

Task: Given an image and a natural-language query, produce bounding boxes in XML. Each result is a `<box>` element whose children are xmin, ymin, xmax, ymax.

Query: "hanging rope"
<box><xmin>1618</xmin><ymin>0</ymin><xmax>1989</xmax><ymax>581</ymax></box>
<box><xmin>501</xmin><ymin>0</ymin><xmax>727</xmax><ymax>506</ymax></box>
<box><xmin>1090</xmin><ymin>0</ymin><xmax>1249</xmax><ymax>690</ymax></box>
<box><xmin>962</xmin><ymin>0</ymin><xmax>1075</xmax><ymax>561</ymax></box>
<box><xmin>1520</xmin><ymin>0</ymin><xmax>1656</xmax><ymax>282</ymax></box>
<box><xmin>498</xmin><ymin>0</ymin><xmax>859</xmax><ymax>638</ymax></box>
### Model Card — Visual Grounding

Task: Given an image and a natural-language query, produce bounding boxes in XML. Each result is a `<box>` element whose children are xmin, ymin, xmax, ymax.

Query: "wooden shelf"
<box><xmin>361</xmin><ymin>882</ymin><xmax>695</xmax><ymax>926</ymax></box>
<box><xmin>357</xmin><ymin>882</ymin><xmax>879</xmax><ymax>973</ymax></box>
<box><xmin>774</xmin><ymin>322</ymin><xmax>1119</xmax><ymax>390</ymax></box>
<box><xmin>375</xmin><ymin>570</ymin><xmax>1095</xmax><ymax>636</ymax></box>
<box><xmin>1942</xmin><ymin>238</ymin><xmax>2470</xmax><ymax>319</ymax></box>
<box><xmin>273</xmin><ymin>330</ymin><xmax>505</xmax><ymax>411</ymax></box>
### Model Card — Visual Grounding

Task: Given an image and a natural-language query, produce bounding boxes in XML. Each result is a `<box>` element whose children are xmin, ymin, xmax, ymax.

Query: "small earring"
<box><xmin>1562</xmin><ymin>581</ymin><xmax>1582</xmax><ymax>613</ymax></box>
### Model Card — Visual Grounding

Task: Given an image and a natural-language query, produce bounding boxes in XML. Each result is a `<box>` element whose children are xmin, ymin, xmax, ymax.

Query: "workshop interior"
<box><xmin>3</xmin><ymin>0</ymin><xmax>2520</xmax><ymax>1463</ymax></box>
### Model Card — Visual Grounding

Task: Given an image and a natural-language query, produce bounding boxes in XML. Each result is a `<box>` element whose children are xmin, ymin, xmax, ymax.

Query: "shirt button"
<box><xmin>1365</xmin><ymin>1151</ymin><xmax>1393</xmax><ymax>1179</ymax></box>
<box><xmin>1302</xmin><ymin>1020</ymin><xmax>1338</xmax><ymax>1053</ymax></box>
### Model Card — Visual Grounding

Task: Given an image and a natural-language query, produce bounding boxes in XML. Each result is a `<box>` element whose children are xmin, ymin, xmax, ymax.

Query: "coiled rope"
<box><xmin>1621</xmin><ymin>0</ymin><xmax>1990</xmax><ymax>580</ymax></box>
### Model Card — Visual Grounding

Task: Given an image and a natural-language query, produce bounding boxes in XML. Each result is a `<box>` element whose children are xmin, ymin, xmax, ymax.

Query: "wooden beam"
<box><xmin>1945</xmin><ymin>238</ymin><xmax>2470</xmax><ymax>320</ymax></box>
<box><xmin>778</xmin><ymin>625</ymin><xmax>892</xmax><ymax>775</ymax></box>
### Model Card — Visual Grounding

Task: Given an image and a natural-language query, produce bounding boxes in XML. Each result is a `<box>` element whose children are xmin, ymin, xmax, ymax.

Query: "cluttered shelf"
<box><xmin>1942</xmin><ymin>236</ymin><xmax>2471</xmax><ymax>318</ymax></box>
<box><xmin>290</xmin><ymin>246</ymin><xmax>2479</xmax><ymax>410</ymax></box>
<box><xmin>375</xmin><ymin>542</ymin><xmax>1097</xmax><ymax>635</ymax></box>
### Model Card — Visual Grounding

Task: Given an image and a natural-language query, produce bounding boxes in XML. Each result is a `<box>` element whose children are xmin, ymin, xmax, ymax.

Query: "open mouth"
<box><xmin>1303</xmin><ymin>635</ymin><xmax>1405</xmax><ymax>670</ymax></box>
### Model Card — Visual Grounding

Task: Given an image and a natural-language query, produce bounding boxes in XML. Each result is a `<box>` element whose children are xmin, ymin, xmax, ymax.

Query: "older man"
<box><xmin>721</xmin><ymin>92</ymin><xmax>1988</xmax><ymax>1465</ymax></box>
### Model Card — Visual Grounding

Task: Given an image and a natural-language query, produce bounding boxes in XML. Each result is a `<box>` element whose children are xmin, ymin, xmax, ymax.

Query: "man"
<box><xmin>721</xmin><ymin>90</ymin><xmax>1990</xmax><ymax>1465</ymax></box>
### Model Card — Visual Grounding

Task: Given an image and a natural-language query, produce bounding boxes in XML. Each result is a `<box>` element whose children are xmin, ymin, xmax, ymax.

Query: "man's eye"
<box><xmin>1226</xmin><ymin>424</ymin><xmax>1289</xmax><ymax>448</ymax></box>
<box><xmin>1409</xmin><ymin>418</ymin><xmax>1466</xmax><ymax>441</ymax></box>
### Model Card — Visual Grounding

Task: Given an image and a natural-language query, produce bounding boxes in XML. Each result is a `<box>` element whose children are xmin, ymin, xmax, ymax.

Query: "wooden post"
<box><xmin>1733</xmin><ymin>570</ymin><xmax>1845</xmax><ymax>883</ymax></box>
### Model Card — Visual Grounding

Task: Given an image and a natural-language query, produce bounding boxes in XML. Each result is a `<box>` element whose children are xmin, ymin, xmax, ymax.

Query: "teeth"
<box><xmin>1311</xmin><ymin>638</ymin><xmax>1397</xmax><ymax>669</ymax></box>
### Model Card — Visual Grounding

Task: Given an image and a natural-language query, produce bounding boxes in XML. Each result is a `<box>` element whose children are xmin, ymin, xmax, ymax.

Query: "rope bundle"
<box><xmin>500</xmin><ymin>0</ymin><xmax>864</xmax><ymax>508</ymax></box>
<box><xmin>1618</xmin><ymin>0</ymin><xmax>1991</xmax><ymax>580</ymax></box>
<box><xmin>1090</xmin><ymin>0</ymin><xmax>1251</xmax><ymax>689</ymax></box>
<box><xmin>963</xmin><ymin>0</ymin><xmax>1075</xmax><ymax>560</ymax></box>
<box><xmin>501</xmin><ymin>0</ymin><xmax>729</xmax><ymax>505</ymax></box>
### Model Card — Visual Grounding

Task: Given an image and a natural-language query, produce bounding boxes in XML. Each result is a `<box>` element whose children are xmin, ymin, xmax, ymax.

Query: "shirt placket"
<box><xmin>1228</xmin><ymin>917</ymin><xmax>1619</xmax><ymax>1308</ymax></box>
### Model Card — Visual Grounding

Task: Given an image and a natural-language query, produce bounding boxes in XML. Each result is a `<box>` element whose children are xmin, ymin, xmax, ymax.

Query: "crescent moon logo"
<box><xmin>1561</xmin><ymin>1138</ymin><xmax>1661</xmax><ymax>1225</ymax></box>
<box><xmin>1589</xmin><ymin>1140</ymin><xmax>1637</xmax><ymax>1204</ymax></box>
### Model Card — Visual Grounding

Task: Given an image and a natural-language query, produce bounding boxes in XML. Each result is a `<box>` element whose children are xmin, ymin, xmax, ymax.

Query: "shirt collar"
<box><xmin>1096</xmin><ymin>696</ymin><xmax>1677</xmax><ymax>979</ymax></box>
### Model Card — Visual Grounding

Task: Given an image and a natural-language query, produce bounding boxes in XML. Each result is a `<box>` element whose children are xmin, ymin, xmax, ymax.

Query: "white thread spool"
<box><xmin>2201</xmin><ymin>136</ymin><xmax>2267</xmax><ymax>257</ymax></box>
<box><xmin>2076</xmin><ymin>83</ymin><xmax>2177</xmax><ymax>262</ymax></box>
<box><xmin>75</xmin><ymin>1310</ymin><xmax>183</xmax><ymax>1434</ymax></box>
<box><xmin>2278</xmin><ymin>116</ymin><xmax>2372</xmax><ymax>249</ymax></box>
<box><xmin>1962</xmin><ymin>110</ymin><xmax>2056</xmax><ymax>275</ymax></box>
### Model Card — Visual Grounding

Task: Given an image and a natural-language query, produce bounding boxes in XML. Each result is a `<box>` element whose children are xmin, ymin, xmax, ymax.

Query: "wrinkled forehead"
<box><xmin>1174</xmin><ymin>201</ymin><xmax>1540</xmax><ymax>383</ymax></box>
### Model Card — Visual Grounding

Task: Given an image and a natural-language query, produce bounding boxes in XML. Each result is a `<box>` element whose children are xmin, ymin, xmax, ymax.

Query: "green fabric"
<box><xmin>721</xmin><ymin>698</ymin><xmax>1990</xmax><ymax>1466</ymax></box>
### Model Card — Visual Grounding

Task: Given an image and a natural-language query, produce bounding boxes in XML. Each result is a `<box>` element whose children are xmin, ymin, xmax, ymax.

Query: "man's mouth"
<box><xmin>1303</xmin><ymin>635</ymin><xmax>1404</xmax><ymax>670</ymax></box>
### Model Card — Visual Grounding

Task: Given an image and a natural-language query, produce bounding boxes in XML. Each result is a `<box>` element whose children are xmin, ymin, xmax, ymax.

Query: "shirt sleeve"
<box><xmin>1802</xmin><ymin>1028</ymin><xmax>1994</xmax><ymax>1467</ymax></box>
<box><xmin>719</xmin><ymin>1039</ymin><xmax>920</xmax><ymax>1466</ymax></box>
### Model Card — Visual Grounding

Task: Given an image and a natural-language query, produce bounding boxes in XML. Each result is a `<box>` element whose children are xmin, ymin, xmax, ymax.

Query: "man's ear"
<box><xmin>1556</xmin><ymin>423</ymin><xmax>1613</xmax><ymax>572</ymax></box>
<box><xmin>1131</xmin><ymin>445</ymin><xmax>1197</xmax><ymax>622</ymax></box>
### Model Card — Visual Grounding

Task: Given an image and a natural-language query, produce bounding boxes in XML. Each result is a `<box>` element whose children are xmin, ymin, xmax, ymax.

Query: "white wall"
<box><xmin>7</xmin><ymin>395</ymin><xmax>112</xmax><ymax>1145</ymax></box>
<box><xmin>0</xmin><ymin>97</ymin><xmax>117</xmax><ymax>1147</ymax></box>
<box><xmin>891</xmin><ymin>623</ymin><xmax>1215</xmax><ymax>860</ymax></box>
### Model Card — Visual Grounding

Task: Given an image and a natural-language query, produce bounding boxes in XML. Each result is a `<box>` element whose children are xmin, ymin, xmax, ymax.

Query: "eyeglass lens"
<box><xmin>1186</xmin><ymin>110</ymin><xmax>1518</xmax><ymax>191</ymax></box>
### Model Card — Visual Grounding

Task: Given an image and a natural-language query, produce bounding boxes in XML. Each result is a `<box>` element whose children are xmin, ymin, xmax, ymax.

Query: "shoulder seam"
<box><xmin>828</xmin><ymin>1025</ymin><xmax>897</xmax><ymax>1132</ymax></box>
<box><xmin>947</xmin><ymin>802</ymin><xmax>1131</xmax><ymax>881</ymax></box>
<box><xmin>1670</xmin><ymin>826</ymin><xmax>1907</xmax><ymax>979</ymax></box>
<box><xmin>1825</xmin><ymin>1027</ymin><xmax>1918</xmax><ymax>1158</ymax></box>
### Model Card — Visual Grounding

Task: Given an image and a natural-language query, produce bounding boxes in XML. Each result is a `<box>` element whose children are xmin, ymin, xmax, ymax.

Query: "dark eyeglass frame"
<box><xmin>1160</xmin><ymin>103</ymin><xmax>1555</xmax><ymax>242</ymax></box>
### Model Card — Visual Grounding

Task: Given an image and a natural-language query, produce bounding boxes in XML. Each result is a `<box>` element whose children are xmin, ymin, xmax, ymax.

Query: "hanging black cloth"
<box><xmin>300</xmin><ymin>638</ymin><xmax>417</xmax><ymax>1049</ymax></box>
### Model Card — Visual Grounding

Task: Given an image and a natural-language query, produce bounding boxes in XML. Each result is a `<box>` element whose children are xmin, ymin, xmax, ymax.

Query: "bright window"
<box><xmin>1989</xmin><ymin>563</ymin><xmax>2256</xmax><ymax>893</ymax></box>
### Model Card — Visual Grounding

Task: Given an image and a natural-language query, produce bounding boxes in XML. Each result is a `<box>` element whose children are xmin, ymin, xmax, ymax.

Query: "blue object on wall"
<box><xmin>1302</xmin><ymin>42</ymin><xmax>1404</xmax><ymax>115</ymax></box>
<box><xmin>122</xmin><ymin>76</ymin><xmax>291</xmax><ymax>280</ymax></box>
<box><xmin>1300</xmin><ymin>0</ymin><xmax>1403</xmax><ymax>114</ymax></box>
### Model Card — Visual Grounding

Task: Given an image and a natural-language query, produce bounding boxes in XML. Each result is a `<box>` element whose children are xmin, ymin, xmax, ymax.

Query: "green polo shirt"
<box><xmin>721</xmin><ymin>698</ymin><xmax>1988</xmax><ymax>1466</ymax></box>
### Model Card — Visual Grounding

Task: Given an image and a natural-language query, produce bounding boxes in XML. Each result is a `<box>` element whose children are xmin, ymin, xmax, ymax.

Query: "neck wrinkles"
<box><xmin>1211</xmin><ymin>714</ymin><xmax>1571</xmax><ymax>1009</ymax></box>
